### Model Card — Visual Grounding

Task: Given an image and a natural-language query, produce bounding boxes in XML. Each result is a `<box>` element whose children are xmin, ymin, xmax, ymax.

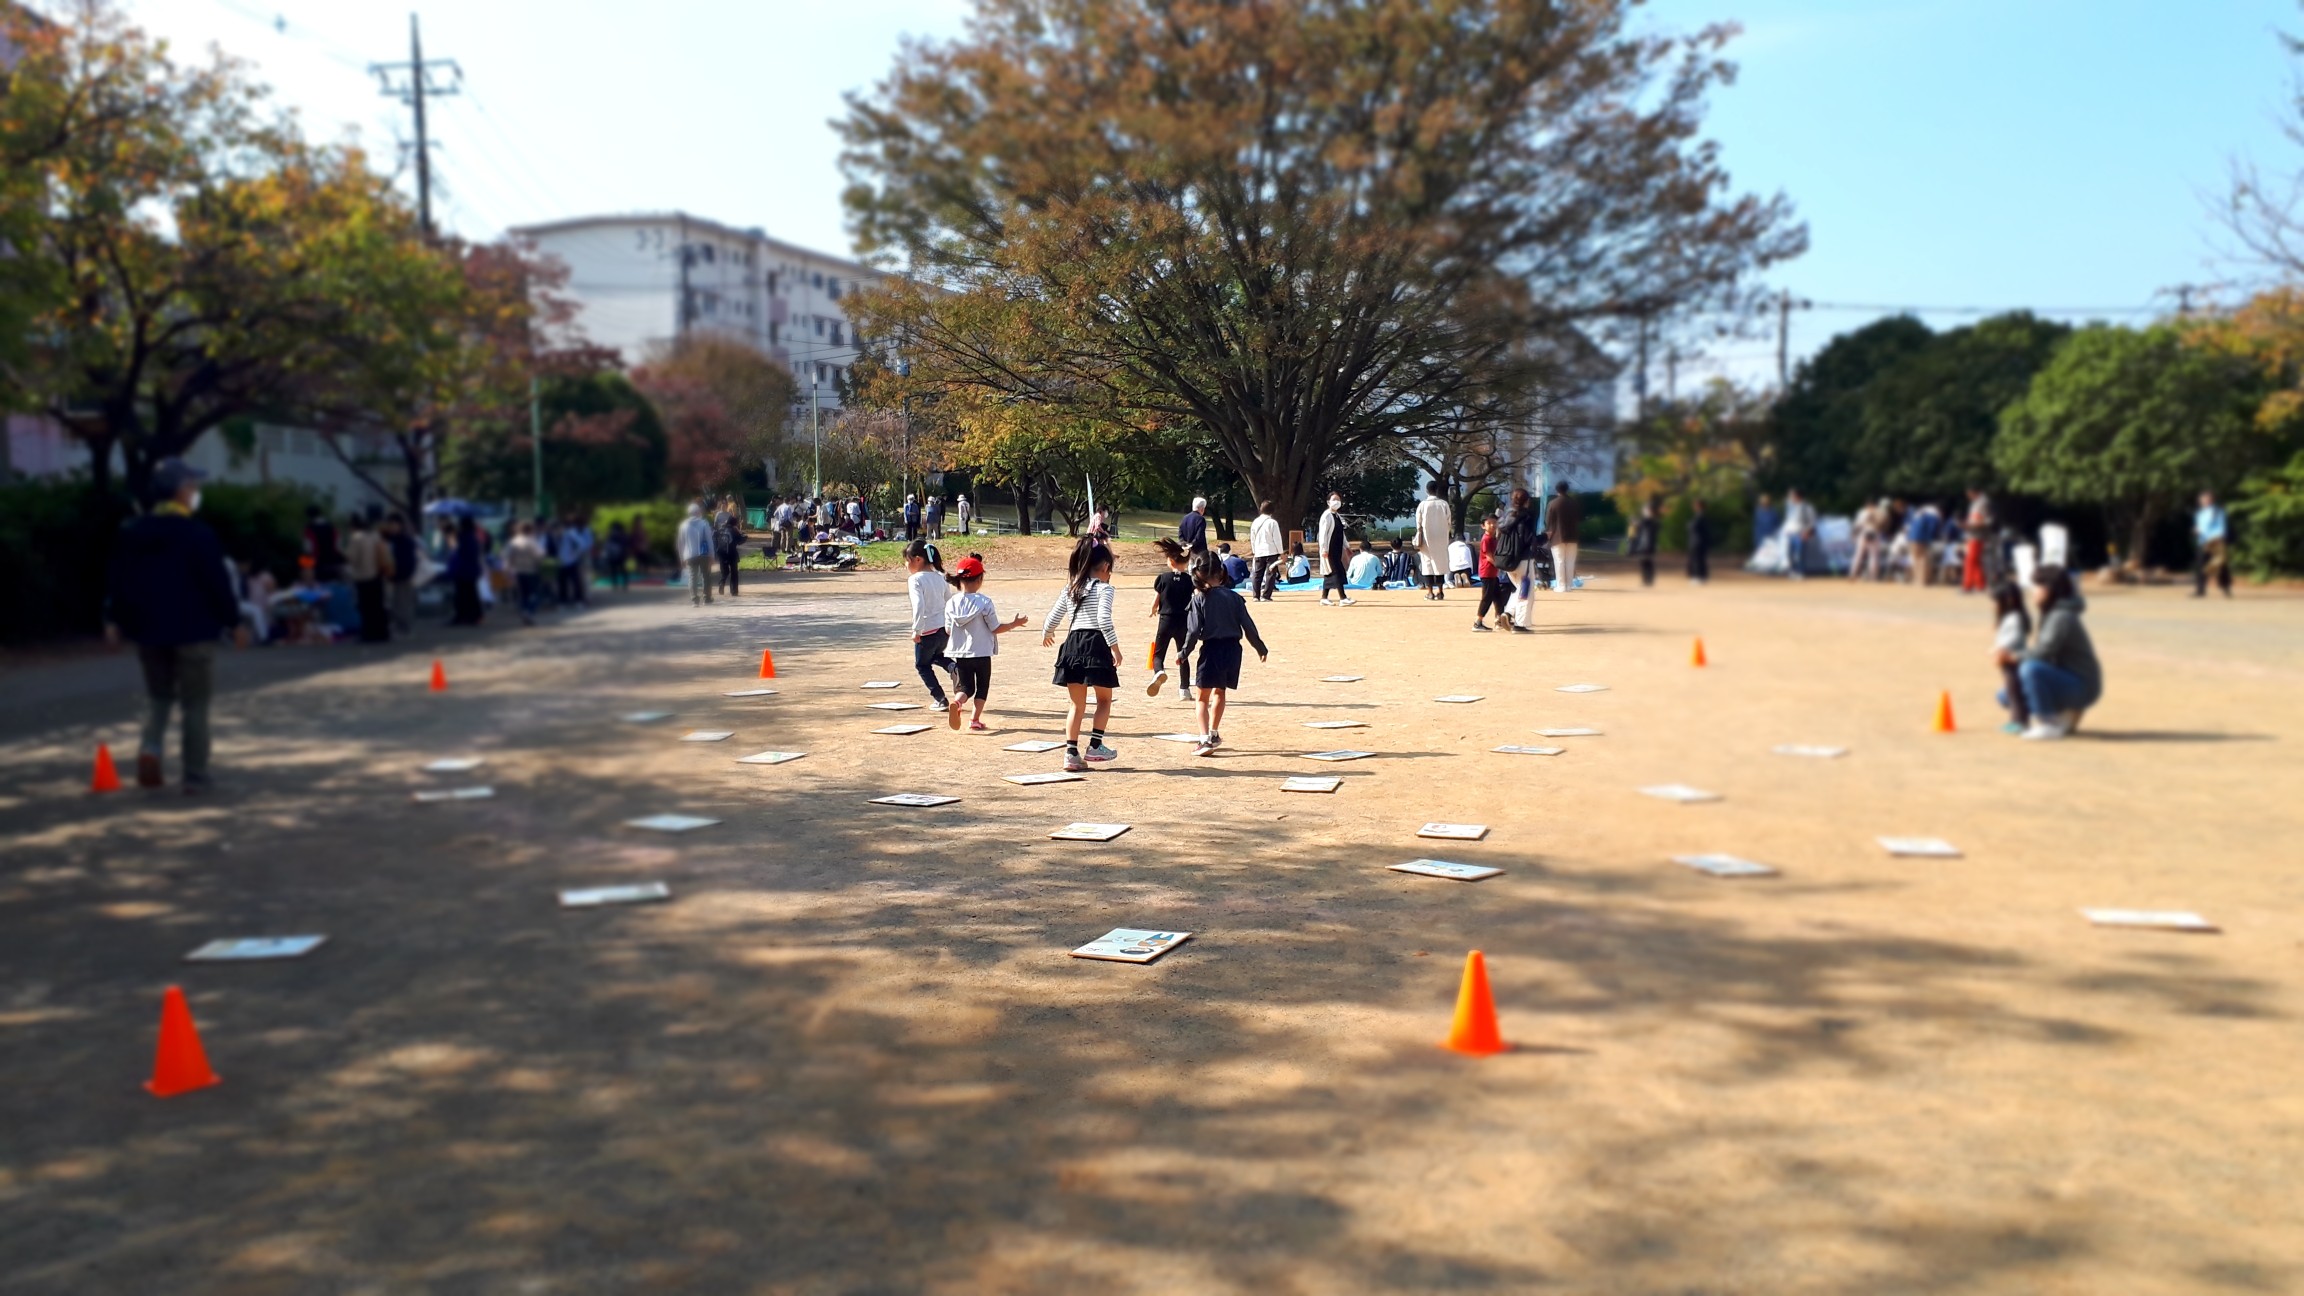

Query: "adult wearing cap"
<box><xmin>105</xmin><ymin>458</ymin><xmax>247</xmax><ymax>792</ymax></box>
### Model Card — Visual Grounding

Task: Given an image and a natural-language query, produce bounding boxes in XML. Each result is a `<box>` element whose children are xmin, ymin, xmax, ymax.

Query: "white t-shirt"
<box><xmin>1449</xmin><ymin>540</ymin><xmax>1474</xmax><ymax>572</ymax></box>
<box><xmin>1994</xmin><ymin>610</ymin><xmax>2026</xmax><ymax>654</ymax></box>
<box><xmin>945</xmin><ymin>590</ymin><xmax>1002</xmax><ymax>657</ymax></box>
<box><xmin>1250</xmin><ymin>514</ymin><xmax>1284</xmax><ymax>557</ymax></box>
<box><xmin>908</xmin><ymin>569</ymin><xmax>950</xmax><ymax>636</ymax></box>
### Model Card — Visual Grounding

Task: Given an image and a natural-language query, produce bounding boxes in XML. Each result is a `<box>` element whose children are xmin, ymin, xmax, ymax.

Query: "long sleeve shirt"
<box><xmin>1045</xmin><ymin>579</ymin><xmax>1120</xmax><ymax>650</ymax></box>
<box><xmin>1182</xmin><ymin>586</ymin><xmax>1267</xmax><ymax>657</ymax></box>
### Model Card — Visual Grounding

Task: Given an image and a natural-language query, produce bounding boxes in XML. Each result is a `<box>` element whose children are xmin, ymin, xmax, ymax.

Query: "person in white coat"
<box><xmin>1316</xmin><ymin>493</ymin><xmax>1354</xmax><ymax>606</ymax></box>
<box><xmin>1413</xmin><ymin>480</ymin><xmax>1454</xmax><ymax>601</ymax></box>
<box><xmin>676</xmin><ymin>503</ymin><xmax>716</xmax><ymax>606</ymax></box>
<box><xmin>1247</xmin><ymin>499</ymin><xmax>1286</xmax><ymax>601</ymax></box>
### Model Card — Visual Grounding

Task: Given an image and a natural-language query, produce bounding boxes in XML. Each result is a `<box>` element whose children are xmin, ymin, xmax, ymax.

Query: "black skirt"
<box><xmin>1052</xmin><ymin>629</ymin><xmax>1119</xmax><ymax>688</ymax></box>
<box><xmin>1195</xmin><ymin>637</ymin><xmax>1244</xmax><ymax>690</ymax></box>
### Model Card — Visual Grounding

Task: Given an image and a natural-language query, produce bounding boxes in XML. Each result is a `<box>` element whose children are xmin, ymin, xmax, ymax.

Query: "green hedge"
<box><xmin>591</xmin><ymin>500</ymin><xmax>691</xmax><ymax>563</ymax></box>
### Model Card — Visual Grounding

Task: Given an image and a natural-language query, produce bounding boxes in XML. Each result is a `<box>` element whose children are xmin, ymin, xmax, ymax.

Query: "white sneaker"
<box><xmin>1339</xmin><ymin>596</ymin><xmax>1357</xmax><ymax>606</ymax></box>
<box><xmin>1194</xmin><ymin>739</ymin><xmax>1216</xmax><ymax>757</ymax></box>
<box><xmin>1180</xmin><ymin>686</ymin><xmax>1195</xmax><ymax>701</ymax></box>
<box><xmin>1084</xmin><ymin>741</ymin><xmax>1119</xmax><ymax>763</ymax></box>
<box><xmin>1148</xmin><ymin>668</ymin><xmax>1167</xmax><ymax>697</ymax></box>
<box><xmin>2021</xmin><ymin>715</ymin><xmax>2072</xmax><ymax>741</ymax></box>
<box><xmin>1319</xmin><ymin>598</ymin><xmax>1333</xmax><ymax>606</ymax></box>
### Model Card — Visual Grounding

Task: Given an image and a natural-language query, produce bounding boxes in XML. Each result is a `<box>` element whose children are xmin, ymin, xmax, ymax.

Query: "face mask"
<box><xmin>1328</xmin><ymin>499</ymin><xmax>1342</xmax><ymax>511</ymax></box>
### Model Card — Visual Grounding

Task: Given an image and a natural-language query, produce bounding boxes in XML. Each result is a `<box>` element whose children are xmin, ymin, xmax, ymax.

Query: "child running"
<box><xmin>1147</xmin><ymin>536</ymin><xmax>1196</xmax><ymax>700</ymax></box>
<box><xmin>905</xmin><ymin>540</ymin><xmax>955</xmax><ymax>709</ymax></box>
<box><xmin>1989</xmin><ymin>580</ymin><xmax>2033</xmax><ymax>733</ymax></box>
<box><xmin>1042</xmin><ymin>537</ymin><xmax>1122</xmax><ymax>771</ymax></box>
<box><xmin>944</xmin><ymin>555</ymin><xmax>1028</xmax><ymax>731</ymax></box>
<box><xmin>1179</xmin><ymin>550</ymin><xmax>1268</xmax><ymax>756</ymax></box>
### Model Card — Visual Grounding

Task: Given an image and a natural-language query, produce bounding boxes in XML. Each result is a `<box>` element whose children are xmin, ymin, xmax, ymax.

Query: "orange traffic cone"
<box><xmin>1690</xmin><ymin>636</ymin><xmax>1708</xmax><ymax>668</ymax></box>
<box><xmin>1933</xmin><ymin>690</ymin><xmax>1956</xmax><ymax>734</ymax></box>
<box><xmin>1145</xmin><ymin>640</ymin><xmax>1158</xmax><ymax>671</ymax></box>
<box><xmin>145</xmin><ymin>985</ymin><xmax>221</xmax><ymax>1098</ymax></box>
<box><xmin>1443</xmin><ymin>950</ymin><xmax>1507</xmax><ymax>1056</ymax></box>
<box><xmin>91</xmin><ymin>743</ymin><xmax>122</xmax><ymax>794</ymax></box>
<box><xmin>758</xmin><ymin>647</ymin><xmax>776</xmax><ymax>679</ymax></box>
<box><xmin>429</xmin><ymin>659</ymin><xmax>448</xmax><ymax>692</ymax></box>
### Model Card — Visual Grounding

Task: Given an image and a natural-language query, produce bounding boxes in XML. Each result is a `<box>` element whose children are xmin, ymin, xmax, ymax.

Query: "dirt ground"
<box><xmin>3</xmin><ymin>552</ymin><xmax>2300</xmax><ymax>1295</ymax></box>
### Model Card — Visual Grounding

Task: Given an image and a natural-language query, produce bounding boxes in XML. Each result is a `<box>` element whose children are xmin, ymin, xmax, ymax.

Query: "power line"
<box><xmin>1800</xmin><ymin>300</ymin><xmax>2163</xmax><ymax>317</ymax></box>
<box><xmin>367</xmin><ymin>14</ymin><xmax>461</xmax><ymax>237</ymax></box>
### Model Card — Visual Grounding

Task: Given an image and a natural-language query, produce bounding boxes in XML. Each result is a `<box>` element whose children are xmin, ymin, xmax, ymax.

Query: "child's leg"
<box><xmin>1196</xmin><ymin>688</ymin><xmax>1213</xmax><ymax>736</ymax></box>
<box><xmin>1091</xmin><ymin>687</ymin><xmax>1114</xmax><ymax>733</ymax></box>
<box><xmin>1207</xmin><ymin>687</ymin><xmax>1228</xmax><ymax>734</ymax></box>
<box><xmin>1065</xmin><ymin>683</ymin><xmax>1088</xmax><ymax>744</ymax></box>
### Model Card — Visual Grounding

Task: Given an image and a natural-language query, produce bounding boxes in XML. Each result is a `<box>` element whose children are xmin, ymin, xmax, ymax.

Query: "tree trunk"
<box><xmin>1215</xmin><ymin>487</ymin><xmax>1236</xmax><ymax>542</ymax></box>
<box><xmin>1013</xmin><ymin>477</ymin><xmax>1033</xmax><ymax>535</ymax></box>
<box><xmin>2127</xmin><ymin>500</ymin><xmax>2158</xmax><ymax>575</ymax></box>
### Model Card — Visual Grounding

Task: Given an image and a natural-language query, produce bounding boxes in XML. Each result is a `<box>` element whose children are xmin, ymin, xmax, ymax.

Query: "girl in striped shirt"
<box><xmin>1042</xmin><ymin>537</ymin><xmax>1121</xmax><ymax>772</ymax></box>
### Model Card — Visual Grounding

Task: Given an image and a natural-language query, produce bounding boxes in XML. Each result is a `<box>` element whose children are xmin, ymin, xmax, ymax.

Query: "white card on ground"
<box><xmin>734</xmin><ymin>750</ymin><xmax>806</xmax><ymax>765</ymax></box>
<box><xmin>2081</xmin><ymin>908</ymin><xmax>2218</xmax><ymax>933</ymax></box>
<box><xmin>621</xmin><ymin>711</ymin><xmax>673</xmax><ymax>723</ymax></box>
<box><xmin>1556</xmin><ymin>684</ymin><xmax>1609</xmax><ymax>693</ymax></box>
<box><xmin>421</xmin><ymin>757</ymin><xmax>484</xmax><ymax>773</ymax></box>
<box><xmin>625</xmin><ymin>814</ymin><xmax>719</xmax><ymax>833</ymax></box>
<box><xmin>867</xmin><ymin>701</ymin><xmax>923</xmax><ymax>711</ymax></box>
<box><xmin>870</xmin><ymin>793</ymin><xmax>960</xmax><ymax>807</ymax></box>
<box><xmin>184</xmin><ymin>935</ymin><xmax>327</xmax><ymax>962</ymax></box>
<box><xmin>413</xmin><ymin>786</ymin><xmax>494</xmax><ymax>802</ymax></box>
<box><xmin>559</xmin><ymin>881</ymin><xmax>671</xmax><ymax>908</ymax></box>
<box><xmin>1674</xmin><ymin>853</ymin><xmax>1778</xmax><ymax>878</ymax></box>
<box><xmin>1641</xmin><ymin>784</ymin><xmax>1722</xmax><ymax>804</ymax></box>
<box><xmin>860</xmin><ymin>681</ymin><xmax>902</xmax><ymax>689</ymax></box>
<box><xmin>1004</xmin><ymin>739</ymin><xmax>1065</xmax><ymax>752</ymax></box>
<box><xmin>1304</xmin><ymin>720</ymin><xmax>1367</xmax><ymax>729</ymax></box>
<box><xmin>1773</xmin><ymin>744</ymin><xmax>1848</xmax><ymax>759</ymax></box>
<box><xmin>1389</xmin><ymin>859</ymin><xmax>1502</xmax><ymax>882</ymax></box>
<box><xmin>873</xmin><ymin>724</ymin><xmax>933</xmax><ymax>735</ymax></box>
<box><xmin>1004</xmin><ymin>771</ymin><xmax>1085</xmax><ymax>785</ymax></box>
<box><xmin>1151</xmin><ymin>733</ymin><xmax>1204</xmax><ymax>743</ymax></box>
<box><xmin>1538</xmin><ymin>727</ymin><xmax>1603</xmax><ymax>737</ymax></box>
<box><xmin>1493</xmin><ymin>744</ymin><xmax>1565</xmax><ymax>756</ymax></box>
<box><xmin>1417</xmin><ymin>822</ymin><xmax>1490</xmax><ymax>841</ymax></box>
<box><xmin>1070</xmin><ymin>928</ymin><xmax>1189</xmax><ymax>963</ymax></box>
<box><xmin>1049</xmin><ymin>822</ymin><xmax>1131</xmax><ymax>841</ymax></box>
<box><xmin>722</xmin><ymin>688</ymin><xmax>778</xmax><ymax>698</ymax></box>
<box><xmin>1281</xmin><ymin>775</ymin><xmax>1343</xmax><ymax>793</ymax></box>
<box><xmin>1878</xmin><ymin>836</ymin><xmax>1961</xmax><ymax>858</ymax></box>
<box><xmin>1434</xmin><ymin>694</ymin><xmax>1484</xmax><ymax>704</ymax></box>
<box><xmin>1321</xmin><ymin>675</ymin><xmax>1364</xmax><ymax>683</ymax></box>
<box><xmin>1301</xmin><ymin>749</ymin><xmax>1375</xmax><ymax>762</ymax></box>
<box><xmin>681</xmin><ymin>730</ymin><xmax>735</xmax><ymax>742</ymax></box>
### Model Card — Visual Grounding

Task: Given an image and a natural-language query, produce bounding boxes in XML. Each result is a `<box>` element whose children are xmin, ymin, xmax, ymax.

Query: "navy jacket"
<box><xmin>1177</xmin><ymin>510</ymin><xmax>1208</xmax><ymax>552</ymax></box>
<box><xmin>106</xmin><ymin>512</ymin><xmax>239</xmax><ymax>648</ymax></box>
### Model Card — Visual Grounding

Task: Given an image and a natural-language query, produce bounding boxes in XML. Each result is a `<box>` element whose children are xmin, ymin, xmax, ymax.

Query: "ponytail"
<box><xmin>1066</xmin><ymin>536</ymin><xmax>1113</xmax><ymax>601</ymax></box>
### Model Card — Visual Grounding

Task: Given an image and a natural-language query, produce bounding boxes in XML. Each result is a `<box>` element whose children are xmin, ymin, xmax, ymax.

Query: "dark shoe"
<box><xmin>136</xmin><ymin>753</ymin><xmax>164</xmax><ymax>789</ymax></box>
<box><xmin>182</xmin><ymin>777</ymin><xmax>213</xmax><ymax>796</ymax></box>
<box><xmin>1472</xmin><ymin>621</ymin><xmax>1492</xmax><ymax>632</ymax></box>
<box><xmin>1511</xmin><ymin>624</ymin><xmax>1535</xmax><ymax>634</ymax></box>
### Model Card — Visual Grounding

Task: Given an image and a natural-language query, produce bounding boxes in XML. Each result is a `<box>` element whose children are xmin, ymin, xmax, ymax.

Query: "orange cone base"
<box><xmin>1691</xmin><ymin>637</ymin><xmax>1708</xmax><ymax>668</ymax></box>
<box><xmin>429</xmin><ymin>660</ymin><xmax>448</xmax><ymax>692</ymax></box>
<box><xmin>146</xmin><ymin>986</ymin><xmax>221</xmax><ymax>1098</ymax></box>
<box><xmin>1443</xmin><ymin>950</ymin><xmax>1507</xmax><ymax>1056</ymax></box>
<box><xmin>1933</xmin><ymin>690</ymin><xmax>1956</xmax><ymax>733</ymax></box>
<box><xmin>91</xmin><ymin>743</ymin><xmax>122</xmax><ymax>794</ymax></box>
<box><xmin>758</xmin><ymin>648</ymin><xmax>777</xmax><ymax>679</ymax></box>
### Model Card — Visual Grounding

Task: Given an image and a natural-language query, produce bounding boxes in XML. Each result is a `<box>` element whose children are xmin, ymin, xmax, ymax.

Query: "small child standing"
<box><xmin>1147</xmin><ymin>536</ymin><xmax>1196</xmax><ymax>700</ymax></box>
<box><xmin>1989</xmin><ymin>581</ymin><xmax>2033</xmax><ymax>733</ymax></box>
<box><xmin>1042</xmin><ymin>537</ymin><xmax>1122</xmax><ymax>772</ymax></box>
<box><xmin>1180</xmin><ymin>550</ymin><xmax>1268</xmax><ymax>756</ymax></box>
<box><xmin>905</xmin><ymin>540</ymin><xmax>955</xmax><ymax>709</ymax></box>
<box><xmin>944</xmin><ymin>555</ymin><xmax>1028</xmax><ymax>731</ymax></box>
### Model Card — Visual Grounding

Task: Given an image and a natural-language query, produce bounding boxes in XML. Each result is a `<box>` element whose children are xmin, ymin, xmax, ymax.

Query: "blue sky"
<box><xmin>129</xmin><ymin>0</ymin><xmax>2304</xmax><ymax>380</ymax></box>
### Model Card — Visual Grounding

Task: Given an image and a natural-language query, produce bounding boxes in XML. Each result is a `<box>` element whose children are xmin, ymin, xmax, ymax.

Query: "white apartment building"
<box><xmin>510</xmin><ymin>212</ymin><xmax>885</xmax><ymax>421</ymax></box>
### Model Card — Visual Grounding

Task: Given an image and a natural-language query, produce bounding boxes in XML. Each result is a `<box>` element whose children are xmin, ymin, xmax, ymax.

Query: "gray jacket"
<box><xmin>2027</xmin><ymin>594</ymin><xmax>2102</xmax><ymax>706</ymax></box>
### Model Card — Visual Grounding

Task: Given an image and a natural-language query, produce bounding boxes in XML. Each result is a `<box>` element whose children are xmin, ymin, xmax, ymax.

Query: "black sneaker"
<box><xmin>1472</xmin><ymin>621</ymin><xmax>1492</xmax><ymax>632</ymax></box>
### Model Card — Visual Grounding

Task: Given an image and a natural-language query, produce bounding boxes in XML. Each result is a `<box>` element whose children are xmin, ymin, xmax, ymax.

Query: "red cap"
<box><xmin>953</xmin><ymin>556</ymin><xmax>985</xmax><ymax>579</ymax></box>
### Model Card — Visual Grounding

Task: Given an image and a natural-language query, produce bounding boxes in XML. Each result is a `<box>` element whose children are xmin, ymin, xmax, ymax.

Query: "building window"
<box><xmin>828</xmin><ymin>278</ymin><xmax>841</xmax><ymax>300</ymax></box>
<box><xmin>831</xmin><ymin>323</ymin><xmax>844</xmax><ymax>346</ymax></box>
<box><xmin>812</xmin><ymin>271</ymin><xmax>823</xmax><ymax>290</ymax></box>
<box><xmin>815</xmin><ymin>317</ymin><xmax>825</xmax><ymax>337</ymax></box>
<box><xmin>769</xmin><ymin>322</ymin><xmax>779</xmax><ymax>344</ymax></box>
<box><xmin>767</xmin><ymin>272</ymin><xmax>777</xmax><ymax>294</ymax></box>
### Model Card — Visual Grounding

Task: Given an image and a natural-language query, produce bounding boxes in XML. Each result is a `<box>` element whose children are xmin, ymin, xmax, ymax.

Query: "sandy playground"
<box><xmin>2</xmin><ymin>551</ymin><xmax>2301</xmax><ymax>1294</ymax></box>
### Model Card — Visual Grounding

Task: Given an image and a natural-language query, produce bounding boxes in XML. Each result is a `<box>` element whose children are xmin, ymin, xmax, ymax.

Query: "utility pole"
<box><xmin>368</xmin><ymin>14</ymin><xmax>461</xmax><ymax>238</ymax></box>
<box><xmin>1633</xmin><ymin>314</ymin><xmax>1651</xmax><ymax>422</ymax></box>
<box><xmin>1777</xmin><ymin>288</ymin><xmax>1792</xmax><ymax>389</ymax></box>
<box><xmin>529</xmin><ymin>375</ymin><xmax>544</xmax><ymax>520</ymax></box>
<box><xmin>676</xmin><ymin>213</ymin><xmax>692</xmax><ymax>338</ymax></box>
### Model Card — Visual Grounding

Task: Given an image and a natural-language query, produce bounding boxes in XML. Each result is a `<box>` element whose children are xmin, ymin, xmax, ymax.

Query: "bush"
<box><xmin>2234</xmin><ymin>452</ymin><xmax>2304</xmax><ymax>577</ymax></box>
<box><xmin>592</xmin><ymin>500</ymin><xmax>691</xmax><ymax>564</ymax></box>
<box><xmin>198</xmin><ymin>481</ymin><xmax>324</xmax><ymax>584</ymax></box>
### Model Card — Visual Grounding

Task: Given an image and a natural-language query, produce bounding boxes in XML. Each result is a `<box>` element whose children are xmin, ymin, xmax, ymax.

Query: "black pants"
<box><xmin>1423</xmin><ymin>573</ymin><xmax>1445</xmax><ymax>597</ymax></box>
<box><xmin>913</xmin><ymin>629</ymin><xmax>954</xmax><ymax>704</ymax></box>
<box><xmin>953</xmin><ymin>656</ymin><xmax>992</xmax><ymax>702</ymax></box>
<box><xmin>1151</xmin><ymin>614</ymin><xmax>1192</xmax><ymax>689</ymax></box>
<box><xmin>1477</xmin><ymin>575</ymin><xmax>1511</xmax><ymax>619</ymax></box>
<box><xmin>1638</xmin><ymin>556</ymin><xmax>1655</xmax><ymax>587</ymax></box>
<box><xmin>451</xmin><ymin>575</ymin><xmax>483</xmax><ymax>625</ymax></box>
<box><xmin>355</xmin><ymin>577</ymin><xmax>390</xmax><ymax>641</ymax></box>
<box><xmin>718</xmin><ymin>553</ymin><xmax>740</xmax><ymax>596</ymax></box>
<box><xmin>558</xmin><ymin>562</ymin><xmax>587</xmax><ymax>605</ymax></box>
<box><xmin>1322</xmin><ymin>570</ymin><xmax>1347</xmax><ymax>599</ymax></box>
<box><xmin>1687</xmin><ymin>546</ymin><xmax>1710</xmax><ymax>582</ymax></box>
<box><xmin>1251</xmin><ymin>554</ymin><xmax>1281</xmax><ymax>601</ymax></box>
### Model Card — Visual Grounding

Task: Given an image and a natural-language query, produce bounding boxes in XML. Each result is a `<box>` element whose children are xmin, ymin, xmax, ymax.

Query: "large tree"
<box><xmin>632</xmin><ymin>334</ymin><xmax>800</xmax><ymax>499</ymax></box>
<box><xmin>1850</xmin><ymin>312</ymin><xmax>2070</xmax><ymax>502</ymax></box>
<box><xmin>1995</xmin><ymin>325</ymin><xmax>2270</xmax><ymax>569</ymax></box>
<box><xmin>840</xmin><ymin>0</ymin><xmax>1802</xmax><ymax>526</ymax></box>
<box><xmin>1762</xmin><ymin>315</ymin><xmax>1933</xmax><ymax>511</ymax></box>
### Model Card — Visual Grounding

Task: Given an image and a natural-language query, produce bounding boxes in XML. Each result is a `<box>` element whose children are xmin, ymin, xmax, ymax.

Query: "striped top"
<box><xmin>1045</xmin><ymin>579</ymin><xmax>1120</xmax><ymax>650</ymax></box>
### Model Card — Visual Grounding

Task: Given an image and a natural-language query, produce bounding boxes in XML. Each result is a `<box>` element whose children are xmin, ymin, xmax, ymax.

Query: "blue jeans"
<box><xmin>1785</xmin><ymin>533</ymin><xmax>1807</xmax><ymax>574</ymax></box>
<box><xmin>2019</xmin><ymin>659</ymin><xmax>2093</xmax><ymax>719</ymax></box>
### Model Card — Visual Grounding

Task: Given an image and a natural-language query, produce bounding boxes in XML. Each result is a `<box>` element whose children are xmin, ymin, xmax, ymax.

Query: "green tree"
<box><xmin>842</xmin><ymin>0</ymin><xmax>1802</xmax><ymax>528</ymax></box>
<box><xmin>632</xmin><ymin>334</ymin><xmax>799</xmax><ymax>499</ymax></box>
<box><xmin>1763</xmin><ymin>315</ymin><xmax>1933</xmax><ymax>510</ymax></box>
<box><xmin>448</xmin><ymin>371</ymin><xmax>667</xmax><ymax>511</ymax></box>
<box><xmin>1851</xmin><ymin>312</ymin><xmax>2071</xmax><ymax>501</ymax></box>
<box><xmin>1995</xmin><ymin>325</ymin><xmax>2270</xmax><ymax>568</ymax></box>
